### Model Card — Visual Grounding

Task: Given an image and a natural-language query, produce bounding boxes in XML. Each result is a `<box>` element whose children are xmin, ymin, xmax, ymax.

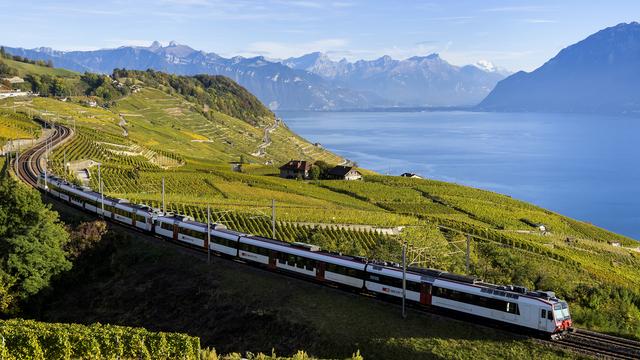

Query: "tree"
<box><xmin>66</xmin><ymin>221</ymin><xmax>108</xmax><ymax>259</ymax></box>
<box><xmin>0</xmin><ymin>170</ymin><xmax>71</xmax><ymax>313</ymax></box>
<box><xmin>314</xmin><ymin>160</ymin><xmax>331</xmax><ymax>179</ymax></box>
<box><xmin>309</xmin><ymin>165</ymin><xmax>320</xmax><ymax>180</ymax></box>
<box><xmin>49</xmin><ymin>78</ymin><xmax>68</xmax><ymax>97</ymax></box>
<box><xmin>0</xmin><ymin>60</ymin><xmax>17</xmax><ymax>77</ymax></box>
<box><xmin>0</xmin><ymin>46</ymin><xmax>5</xmax><ymax>58</ymax></box>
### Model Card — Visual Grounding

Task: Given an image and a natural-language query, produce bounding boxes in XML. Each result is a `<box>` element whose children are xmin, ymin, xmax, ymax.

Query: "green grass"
<box><xmin>2</xmin><ymin>58</ymin><xmax>78</xmax><ymax>78</ymax></box>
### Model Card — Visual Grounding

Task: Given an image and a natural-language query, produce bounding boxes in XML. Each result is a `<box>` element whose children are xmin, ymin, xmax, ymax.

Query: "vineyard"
<box><xmin>0</xmin><ymin>319</ymin><xmax>200</xmax><ymax>360</ymax></box>
<box><xmin>2</xmin><ymin>58</ymin><xmax>640</xmax><ymax>342</ymax></box>
<box><xmin>0</xmin><ymin>110</ymin><xmax>40</xmax><ymax>146</ymax></box>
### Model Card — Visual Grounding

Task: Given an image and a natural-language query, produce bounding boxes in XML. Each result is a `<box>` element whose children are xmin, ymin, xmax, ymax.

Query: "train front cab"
<box><xmin>552</xmin><ymin>302</ymin><xmax>572</xmax><ymax>335</ymax></box>
<box><xmin>537</xmin><ymin>301</ymin><xmax>572</xmax><ymax>338</ymax></box>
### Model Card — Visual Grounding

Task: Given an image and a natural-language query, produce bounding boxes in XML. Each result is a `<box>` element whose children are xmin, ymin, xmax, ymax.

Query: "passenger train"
<box><xmin>39</xmin><ymin>173</ymin><xmax>573</xmax><ymax>338</ymax></box>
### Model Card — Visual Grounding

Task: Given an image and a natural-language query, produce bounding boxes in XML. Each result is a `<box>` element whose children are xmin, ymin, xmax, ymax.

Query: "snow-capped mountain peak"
<box><xmin>474</xmin><ymin>60</ymin><xmax>498</xmax><ymax>72</ymax></box>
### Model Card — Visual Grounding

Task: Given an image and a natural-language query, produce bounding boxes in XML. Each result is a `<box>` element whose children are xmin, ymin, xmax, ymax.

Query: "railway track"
<box><xmin>14</xmin><ymin>119</ymin><xmax>640</xmax><ymax>360</ymax></box>
<box><xmin>551</xmin><ymin>329</ymin><xmax>640</xmax><ymax>359</ymax></box>
<box><xmin>15</xmin><ymin>121</ymin><xmax>73</xmax><ymax>187</ymax></box>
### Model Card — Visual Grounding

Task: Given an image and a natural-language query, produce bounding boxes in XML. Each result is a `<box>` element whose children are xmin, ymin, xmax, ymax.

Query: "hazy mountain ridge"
<box><xmin>479</xmin><ymin>22</ymin><xmax>640</xmax><ymax>113</ymax></box>
<box><xmin>3</xmin><ymin>42</ymin><xmax>505</xmax><ymax>110</ymax></box>
<box><xmin>282</xmin><ymin>52</ymin><xmax>508</xmax><ymax>107</ymax></box>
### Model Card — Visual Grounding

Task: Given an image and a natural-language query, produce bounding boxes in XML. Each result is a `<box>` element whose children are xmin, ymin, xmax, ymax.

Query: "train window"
<box><xmin>160</xmin><ymin>222</ymin><xmax>173</xmax><ymax>231</ymax></box>
<box><xmin>547</xmin><ymin>310</ymin><xmax>553</xmax><ymax>320</ymax></box>
<box><xmin>327</xmin><ymin>263</ymin><xmax>344</xmax><ymax>275</ymax></box>
<box><xmin>541</xmin><ymin>309</ymin><xmax>546</xmax><ymax>318</ymax></box>
<box><xmin>182</xmin><ymin>228</ymin><xmax>205</xmax><ymax>240</ymax></box>
<box><xmin>212</xmin><ymin>235</ymin><xmax>234</xmax><ymax>248</ymax></box>
<box><xmin>506</xmin><ymin>302</ymin><xmax>519</xmax><ymax>314</ymax></box>
<box><xmin>114</xmin><ymin>208</ymin><xmax>131</xmax><ymax>217</ymax></box>
<box><xmin>242</xmin><ymin>244</ymin><xmax>269</xmax><ymax>256</ymax></box>
<box><xmin>434</xmin><ymin>286</ymin><xmax>520</xmax><ymax>315</ymax></box>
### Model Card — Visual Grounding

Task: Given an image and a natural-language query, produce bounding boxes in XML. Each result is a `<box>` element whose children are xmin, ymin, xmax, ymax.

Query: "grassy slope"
<box><xmin>27</xmin><ymin>205</ymin><xmax>575</xmax><ymax>360</ymax></box>
<box><xmin>2</xmin><ymin>58</ymin><xmax>77</xmax><ymax>77</ymax></box>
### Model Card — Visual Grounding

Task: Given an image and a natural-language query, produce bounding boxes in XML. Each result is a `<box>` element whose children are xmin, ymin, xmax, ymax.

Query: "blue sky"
<box><xmin>1</xmin><ymin>0</ymin><xmax>638</xmax><ymax>71</ymax></box>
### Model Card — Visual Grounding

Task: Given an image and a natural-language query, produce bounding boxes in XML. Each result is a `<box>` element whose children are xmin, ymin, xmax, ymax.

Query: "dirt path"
<box><xmin>251</xmin><ymin>118</ymin><xmax>280</xmax><ymax>157</ymax></box>
<box><xmin>291</xmin><ymin>221</ymin><xmax>403</xmax><ymax>236</ymax></box>
<box><xmin>118</xmin><ymin>114</ymin><xmax>129</xmax><ymax>137</ymax></box>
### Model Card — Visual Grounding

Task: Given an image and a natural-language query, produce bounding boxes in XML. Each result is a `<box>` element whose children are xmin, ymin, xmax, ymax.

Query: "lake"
<box><xmin>278</xmin><ymin>110</ymin><xmax>640</xmax><ymax>240</ymax></box>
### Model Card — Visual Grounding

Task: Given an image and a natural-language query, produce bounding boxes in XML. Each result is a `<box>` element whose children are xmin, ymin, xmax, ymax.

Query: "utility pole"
<box><xmin>162</xmin><ymin>177</ymin><xmax>166</xmax><ymax>213</ymax></box>
<box><xmin>466</xmin><ymin>235</ymin><xmax>471</xmax><ymax>275</ymax></box>
<box><xmin>271</xmin><ymin>199</ymin><xmax>276</xmax><ymax>239</ymax></box>
<box><xmin>402</xmin><ymin>242</ymin><xmax>407</xmax><ymax>319</ymax></box>
<box><xmin>207</xmin><ymin>204</ymin><xmax>212</xmax><ymax>264</ymax></box>
<box><xmin>43</xmin><ymin>142</ymin><xmax>48</xmax><ymax>190</ymax></box>
<box><xmin>14</xmin><ymin>147</ymin><xmax>19</xmax><ymax>177</ymax></box>
<box><xmin>97</xmin><ymin>163</ymin><xmax>104</xmax><ymax>214</ymax></box>
<box><xmin>398</xmin><ymin>224</ymin><xmax>468</xmax><ymax>319</ymax></box>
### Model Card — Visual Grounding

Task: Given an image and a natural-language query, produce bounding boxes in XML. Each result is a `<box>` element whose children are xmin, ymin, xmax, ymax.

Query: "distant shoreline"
<box><xmin>277</xmin><ymin>107</ymin><xmax>640</xmax><ymax>117</ymax></box>
<box><xmin>277</xmin><ymin>106</ymin><xmax>476</xmax><ymax>113</ymax></box>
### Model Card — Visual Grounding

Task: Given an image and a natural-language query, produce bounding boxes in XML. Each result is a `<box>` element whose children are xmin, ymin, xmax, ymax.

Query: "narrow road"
<box><xmin>251</xmin><ymin>118</ymin><xmax>280</xmax><ymax>157</ymax></box>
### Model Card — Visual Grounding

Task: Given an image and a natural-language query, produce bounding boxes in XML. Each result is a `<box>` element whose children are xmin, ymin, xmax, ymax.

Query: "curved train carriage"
<box><xmin>38</xmin><ymin>173</ymin><xmax>572</xmax><ymax>336</ymax></box>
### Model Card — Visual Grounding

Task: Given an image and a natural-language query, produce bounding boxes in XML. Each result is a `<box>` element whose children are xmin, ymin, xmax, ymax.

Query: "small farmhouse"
<box><xmin>400</xmin><ymin>172</ymin><xmax>422</xmax><ymax>179</ymax></box>
<box><xmin>279</xmin><ymin>160</ymin><xmax>312</xmax><ymax>179</ymax></box>
<box><xmin>327</xmin><ymin>165</ymin><xmax>362</xmax><ymax>181</ymax></box>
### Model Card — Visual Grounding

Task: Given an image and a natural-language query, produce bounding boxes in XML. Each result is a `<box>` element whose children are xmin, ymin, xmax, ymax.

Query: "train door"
<box><xmin>315</xmin><ymin>262</ymin><xmax>325</xmax><ymax>281</ymax></box>
<box><xmin>538</xmin><ymin>309</ymin><xmax>548</xmax><ymax>331</ymax></box>
<box><xmin>268</xmin><ymin>251</ymin><xmax>277</xmax><ymax>270</ymax></box>
<box><xmin>420</xmin><ymin>283</ymin><xmax>432</xmax><ymax>306</ymax></box>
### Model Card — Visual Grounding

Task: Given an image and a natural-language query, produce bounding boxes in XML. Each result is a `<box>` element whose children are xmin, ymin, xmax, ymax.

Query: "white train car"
<box><xmin>364</xmin><ymin>263</ymin><xmax>433</xmax><ymax>304</ymax></box>
<box><xmin>210</xmin><ymin>228</ymin><xmax>243</xmax><ymax>256</ymax></box>
<box><xmin>430</xmin><ymin>278</ymin><xmax>572</xmax><ymax>335</ymax></box>
<box><xmin>238</xmin><ymin>236</ymin><xmax>366</xmax><ymax>289</ymax></box>
<box><xmin>156</xmin><ymin>215</ymin><xmax>239</xmax><ymax>255</ymax></box>
<box><xmin>40</xmin><ymin>174</ymin><xmax>159</xmax><ymax>231</ymax></box>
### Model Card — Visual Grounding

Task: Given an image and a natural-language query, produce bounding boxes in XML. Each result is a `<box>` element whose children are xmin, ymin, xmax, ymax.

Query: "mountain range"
<box><xmin>2</xmin><ymin>42</ymin><xmax>507</xmax><ymax>110</ymax></box>
<box><xmin>480</xmin><ymin>22</ymin><xmax>640</xmax><ymax>114</ymax></box>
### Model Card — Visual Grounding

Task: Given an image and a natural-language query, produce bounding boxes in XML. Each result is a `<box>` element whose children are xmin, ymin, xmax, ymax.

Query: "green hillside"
<box><xmin>1</xmin><ymin>58</ymin><xmax>77</xmax><ymax>78</ymax></box>
<box><xmin>2</xmin><ymin>58</ymin><xmax>640</xmax><ymax>356</ymax></box>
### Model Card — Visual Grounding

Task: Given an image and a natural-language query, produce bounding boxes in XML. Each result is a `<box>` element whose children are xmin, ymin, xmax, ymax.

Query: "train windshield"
<box><xmin>553</xmin><ymin>302</ymin><xmax>571</xmax><ymax>320</ymax></box>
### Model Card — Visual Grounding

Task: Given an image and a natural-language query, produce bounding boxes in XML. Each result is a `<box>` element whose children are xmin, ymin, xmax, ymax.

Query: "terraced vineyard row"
<box><xmin>135</xmin><ymin>199</ymin><xmax>396</xmax><ymax>258</ymax></box>
<box><xmin>0</xmin><ymin>110</ymin><xmax>40</xmax><ymax>146</ymax></box>
<box><xmin>365</xmin><ymin>175</ymin><xmax>636</xmax><ymax>246</ymax></box>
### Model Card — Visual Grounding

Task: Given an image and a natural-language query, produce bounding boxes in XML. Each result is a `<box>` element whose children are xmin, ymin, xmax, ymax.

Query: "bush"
<box><xmin>0</xmin><ymin>319</ymin><xmax>201</xmax><ymax>360</ymax></box>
